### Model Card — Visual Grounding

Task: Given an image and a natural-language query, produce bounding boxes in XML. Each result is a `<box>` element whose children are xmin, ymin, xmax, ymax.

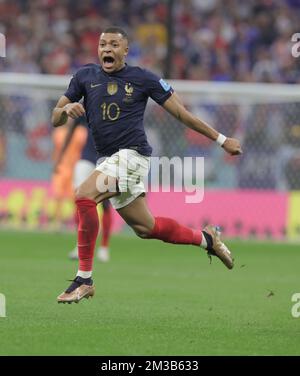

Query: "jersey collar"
<box><xmin>100</xmin><ymin>63</ymin><xmax>128</xmax><ymax>76</ymax></box>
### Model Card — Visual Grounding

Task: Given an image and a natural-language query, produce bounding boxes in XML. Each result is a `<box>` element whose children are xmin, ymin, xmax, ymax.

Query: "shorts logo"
<box><xmin>107</xmin><ymin>82</ymin><xmax>118</xmax><ymax>95</ymax></box>
<box><xmin>159</xmin><ymin>78</ymin><xmax>171</xmax><ymax>92</ymax></box>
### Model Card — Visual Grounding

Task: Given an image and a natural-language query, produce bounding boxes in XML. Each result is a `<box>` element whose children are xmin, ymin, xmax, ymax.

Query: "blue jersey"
<box><xmin>64</xmin><ymin>64</ymin><xmax>173</xmax><ymax>157</ymax></box>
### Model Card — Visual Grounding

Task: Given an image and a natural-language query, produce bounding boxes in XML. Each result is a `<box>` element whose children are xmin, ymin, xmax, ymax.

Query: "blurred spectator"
<box><xmin>1</xmin><ymin>0</ymin><xmax>300</xmax><ymax>192</ymax></box>
<box><xmin>238</xmin><ymin>104</ymin><xmax>280</xmax><ymax>189</ymax></box>
<box><xmin>0</xmin><ymin>115</ymin><xmax>6</xmax><ymax>174</ymax></box>
<box><xmin>285</xmin><ymin>154</ymin><xmax>300</xmax><ymax>189</ymax></box>
<box><xmin>0</xmin><ymin>0</ymin><xmax>300</xmax><ymax>81</ymax></box>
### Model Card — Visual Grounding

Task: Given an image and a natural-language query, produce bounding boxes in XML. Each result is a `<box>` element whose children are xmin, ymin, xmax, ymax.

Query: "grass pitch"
<box><xmin>0</xmin><ymin>230</ymin><xmax>300</xmax><ymax>355</ymax></box>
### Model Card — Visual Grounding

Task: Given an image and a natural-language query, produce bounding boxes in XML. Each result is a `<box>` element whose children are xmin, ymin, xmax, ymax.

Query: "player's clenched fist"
<box><xmin>222</xmin><ymin>137</ymin><xmax>243</xmax><ymax>156</ymax></box>
<box><xmin>64</xmin><ymin>103</ymin><xmax>85</xmax><ymax>119</ymax></box>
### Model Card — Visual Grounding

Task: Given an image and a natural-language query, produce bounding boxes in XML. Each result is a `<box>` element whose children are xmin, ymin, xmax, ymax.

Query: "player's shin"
<box><xmin>148</xmin><ymin>217</ymin><xmax>203</xmax><ymax>246</ymax></box>
<box><xmin>76</xmin><ymin>198</ymin><xmax>99</xmax><ymax>277</ymax></box>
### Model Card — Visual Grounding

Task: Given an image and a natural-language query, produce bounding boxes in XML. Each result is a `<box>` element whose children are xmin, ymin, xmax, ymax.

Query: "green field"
<box><xmin>0</xmin><ymin>231</ymin><xmax>300</xmax><ymax>355</ymax></box>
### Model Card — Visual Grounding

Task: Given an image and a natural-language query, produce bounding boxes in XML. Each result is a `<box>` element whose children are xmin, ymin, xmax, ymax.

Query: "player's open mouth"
<box><xmin>103</xmin><ymin>56</ymin><xmax>115</xmax><ymax>69</ymax></box>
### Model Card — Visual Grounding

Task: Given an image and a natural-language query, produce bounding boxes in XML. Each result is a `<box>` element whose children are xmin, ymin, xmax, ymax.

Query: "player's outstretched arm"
<box><xmin>51</xmin><ymin>95</ymin><xmax>85</xmax><ymax>127</ymax></box>
<box><xmin>163</xmin><ymin>92</ymin><xmax>242</xmax><ymax>156</ymax></box>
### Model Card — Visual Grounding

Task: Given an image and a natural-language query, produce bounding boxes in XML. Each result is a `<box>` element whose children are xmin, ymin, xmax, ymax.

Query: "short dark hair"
<box><xmin>102</xmin><ymin>27</ymin><xmax>128</xmax><ymax>41</ymax></box>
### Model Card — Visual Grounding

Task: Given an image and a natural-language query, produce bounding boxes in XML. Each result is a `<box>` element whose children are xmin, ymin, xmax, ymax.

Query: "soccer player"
<box><xmin>51</xmin><ymin>27</ymin><xmax>242</xmax><ymax>304</ymax></box>
<box><xmin>69</xmin><ymin>118</ymin><xmax>112</xmax><ymax>262</ymax></box>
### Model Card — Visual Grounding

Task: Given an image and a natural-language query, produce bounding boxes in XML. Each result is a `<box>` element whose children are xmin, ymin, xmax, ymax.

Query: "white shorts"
<box><xmin>73</xmin><ymin>159</ymin><xmax>95</xmax><ymax>189</ymax></box>
<box><xmin>96</xmin><ymin>149</ymin><xmax>150</xmax><ymax>209</ymax></box>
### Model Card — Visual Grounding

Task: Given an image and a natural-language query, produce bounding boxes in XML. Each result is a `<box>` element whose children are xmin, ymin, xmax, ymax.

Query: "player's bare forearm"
<box><xmin>52</xmin><ymin>107</ymin><xmax>68</xmax><ymax>127</ymax></box>
<box><xmin>163</xmin><ymin>93</ymin><xmax>242</xmax><ymax>155</ymax></box>
<box><xmin>51</xmin><ymin>95</ymin><xmax>85</xmax><ymax>127</ymax></box>
<box><xmin>163</xmin><ymin>93</ymin><xmax>219</xmax><ymax>140</ymax></box>
<box><xmin>51</xmin><ymin>96</ymin><xmax>71</xmax><ymax>127</ymax></box>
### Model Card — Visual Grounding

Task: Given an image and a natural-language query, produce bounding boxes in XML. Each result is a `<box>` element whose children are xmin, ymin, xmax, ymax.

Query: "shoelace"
<box><xmin>65</xmin><ymin>279</ymin><xmax>82</xmax><ymax>293</ymax></box>
<box><xmin>207</xmin><ymin>247</ymin><xmax>217</xmax><ymax>264</ymax></box>
<box><xmin>65</xmin><ymin>277</ymin><xmax>93</xmax><ymax>293</ymax></box>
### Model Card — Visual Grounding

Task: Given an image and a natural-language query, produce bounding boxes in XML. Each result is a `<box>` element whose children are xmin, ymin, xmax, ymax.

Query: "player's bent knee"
<box><xmin>75</xmin><ymin>187</ymin><xmax>96</xmax><ymax>201</ymax></box>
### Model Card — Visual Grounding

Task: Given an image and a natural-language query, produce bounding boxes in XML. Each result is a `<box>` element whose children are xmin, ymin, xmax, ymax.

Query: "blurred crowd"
<box><xmin>1</xmin><ymin>0</ymin><xmax>300</xmax><ymax>82</ymax></box>
<box><xmin>1</xmin><ymin>0</ymin><xmax>300</xmax><ymax>192</ymax></box>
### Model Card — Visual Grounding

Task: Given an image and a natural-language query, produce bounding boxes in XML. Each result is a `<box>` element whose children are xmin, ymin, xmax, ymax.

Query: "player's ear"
<box><xmin>124</xmin><ymin>45</ymin><xmax>129</xmax><ymax>57</ymax></box>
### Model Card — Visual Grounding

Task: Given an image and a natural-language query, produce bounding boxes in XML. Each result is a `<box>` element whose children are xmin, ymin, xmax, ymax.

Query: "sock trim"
<box><xmin>76</xmin><ymin>270</ymin><xmax>92</xmax><ymax>279</ymax></box>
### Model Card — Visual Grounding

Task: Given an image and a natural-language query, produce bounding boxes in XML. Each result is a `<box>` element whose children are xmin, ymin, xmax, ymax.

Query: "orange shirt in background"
<box><xmin>52</xmin><ymin>125</ymin><xmax>87</xmax><ymax>199</ymax></box>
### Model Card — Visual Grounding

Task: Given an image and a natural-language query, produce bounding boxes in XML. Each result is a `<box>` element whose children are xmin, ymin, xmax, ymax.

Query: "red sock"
<box><xmin>101</xmin><ymin>205</ymin><xmax>112</xmax><ymax>247</ymax></box>
<box><xmin>74</xmin><ymin>210</ymin><xmax>79</xmax><ymax>228</ymax></box>
<box><xmin>76</xmin><ymin>198</ymin><xmax>99</xmax><ymax>271</ymax></box>
<box><xmin>149</xmin><ymin>217</ymin><xmax>202</xmax><ymax>245</ymax></box>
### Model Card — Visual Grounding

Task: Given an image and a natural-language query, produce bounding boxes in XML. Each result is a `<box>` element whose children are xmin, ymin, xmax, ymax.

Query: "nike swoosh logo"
<box><xmin>91</xmin><ymin>83</ymin><xmax>102</xmax><ymax>88</ymax></box>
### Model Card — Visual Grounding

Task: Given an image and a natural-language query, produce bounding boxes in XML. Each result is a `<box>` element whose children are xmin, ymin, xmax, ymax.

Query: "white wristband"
<box><xmin>216</xmin><ymin>133</ymin><xmax>227</xmax><ymax>146</ymax></box>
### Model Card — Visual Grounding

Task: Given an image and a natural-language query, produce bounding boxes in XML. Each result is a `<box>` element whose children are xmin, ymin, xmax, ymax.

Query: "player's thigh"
<box><xmin>76</xmin><ymin>170</ymin><xmax>118</xmax><ymax>201</ymax></box>
<box><xmin>117</xmin><ymin>195</ymin><xmax>155</xmax><ymax>236</ymax></box>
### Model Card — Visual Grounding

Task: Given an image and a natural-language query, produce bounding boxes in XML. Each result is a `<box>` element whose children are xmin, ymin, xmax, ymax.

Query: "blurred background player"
<box><xmin>51</xmin><ymin>119</ymin><xmax>86</xmax><ymax>230</ymax></box>
<box><xmin>68</xmin><ymin>117</ymin><xmax>113</xmax><ymax>262</ymax></box>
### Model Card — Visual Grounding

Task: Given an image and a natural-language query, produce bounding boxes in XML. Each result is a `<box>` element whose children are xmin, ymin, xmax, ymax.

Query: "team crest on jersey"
<box><xmin>107</xmin><ymin>82</ymin><xmax>118</xmax><ymax>95</ymax></box>
<box><xmin>123</xmin><ymin>82</ymin><xmax>134</xmax><ymax>103</ymax></box>
<box><xmin>125</xmin><ymin>83</ymin><xmax>134</xmax><ymax>94</ymax></box>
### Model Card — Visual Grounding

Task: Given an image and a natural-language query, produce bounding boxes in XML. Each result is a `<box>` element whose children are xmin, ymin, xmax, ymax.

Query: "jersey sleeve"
<box><xmin>144</xmin><ymin>70</ymin><xmax>174</xmax><ymax>105</ymax></box>
<box><xmin>64</xmin><ymin>72</ymin><xmax>84</xmax><ymax>102</ymax></box>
